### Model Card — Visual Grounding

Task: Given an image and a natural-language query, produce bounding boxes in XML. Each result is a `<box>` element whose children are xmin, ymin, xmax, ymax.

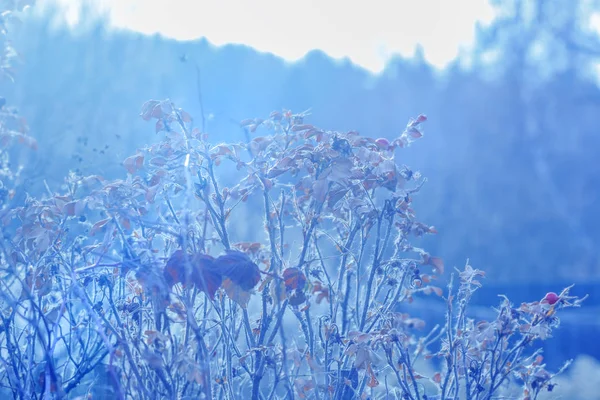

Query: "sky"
<box><xmin>41</xmin><ymin>0</ymin><xmax>496</xmax><ymax>73</ymax></box>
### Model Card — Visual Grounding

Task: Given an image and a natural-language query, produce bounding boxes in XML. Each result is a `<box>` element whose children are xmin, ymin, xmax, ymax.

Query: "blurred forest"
<box><xmin>1</xmin><ymin>0</ymin><xmax>599</xmax><ymax>367</ymax></box>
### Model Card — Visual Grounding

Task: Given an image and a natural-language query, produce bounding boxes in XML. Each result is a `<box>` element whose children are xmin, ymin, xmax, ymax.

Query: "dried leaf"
<box><xmin>312</xmin><ymin>179</ymin><xmax>328</xmax><ymax>203</ymax></box>
<box><xmin>149</xmin><ymin>156</ymin><xmax>167</xmax><ymax>167</ymax></box>
<box><xmin>191</xmin><ymin>253</ymin><xmax>223</xmax><ymax>300</ymax></box>
<box><xmin>428</xmin><ymin>256</ymin><xmax>444</xmax><ymax>274</ymax></box>
<box><xmin>180</xmin><ymin>110</ymin><xmax>192</xmax><ymax>123</ymax></box>
<box><xmin>267</xmin><ymin>168</ymin><xmax>287</xmax><ymax>178</ymax></box>
<box><xmin>234</xmin><ymin>242</ymin><xmax>262</xmax><ymax>254</ymax></box>
<box><xmin>366</xmin><ymin>364</ymin><xmax>379</xmax><ymax>388</ymax></box>
<box><xmin>140</xmin><ymin>100</ymin><xmax>160</xmax><ymax>120</ymax></box>
<box><xmin>62</xmin><ymin>201</ymin><xmax>77</xmax><ymax>216</ymax></box>
<box><xmin>123</xmin><ymin>154</ymin><xmax>144</xmax><ymax>174</ymax></box>
<box><xmin>430</xmin><ymin>286</ymin><xmax>443</xmax><ymax>296</ymax></box>
<box><xmin>215</xmin><ymin>250</ymin><xmax>261</xmax><ymax>291</ymax></box>
<box><xmin>164</xmin><ymin>251</ymin><xmax>222</xmax><ymax>300</ymax></box>
<box><xmin>160</xmin><ymin>100</ymin><xmax>173</xmax><ymax>115</ymax></box>
<box><xmin>375</xmin><ymin>138</ymin><xmax>390</xmax><ymax>149</ymax></box>
<box><xmin>249</xmin><ymin>137</ymin><xmax>272</xmax><ymax>154</ymax></box>
<box><xmin>34</xmin><ymin>268</ymin><xmax>52</xmax><ymax>297</ymax></box>
<box><xmin>312</xmin><ymin>281</ymin><xmax>330</xmax><ymax>304</ymax></box>
<box><xmin>282</xmin><ymin>268</ymin><xmax>307</xmax><ymax>291</ymax></box>
<box><xmin>288</xmin><ymin>290</ymin><xmax>307</xmax><ymax>306</ymax></box>
<box><xmin>155</xmin><ymin>119</ymin><xmax>165</xmax><ymax>133</ymax></box>
<box><xmin>291</xmin><ymin>124</ymin><xmax>314</xmax><ymax>132</ymax></box>
<box><xmin>222</xmin><ymin>278</ymin><xmax>252</xmax><ymax>307</ymax></box>
<box><xmin>211</xmin><ymin>144</ymin><xmax>233</xmax><ymax>156</ymax></box>
<box><xmin>164</xmin><ymin>250</ymin><xmax>193</xmax><ymax>288</ymax></box>
<box><xmin>328</xmin><ymin>187</ymin><xmax>349</xmax><ymax>208</ymax></box>
<box><xmin>90</xmin><ymin>218</ymin><xmax>111</xmax><ymax>236</ymax></box>
<box><xmin>327</xmin><ymin>158</ymin><xmax>353</xmax><ymax>181</ymax></box>
<box><xmin>145</xmin><ymin>185</ymin><xmax>159</xmax><ymax>203</ymax></box>
<box><xmin>407</xmin><ymin>126</ymin><xmax>423</xmax><ymax>138</ymax></box>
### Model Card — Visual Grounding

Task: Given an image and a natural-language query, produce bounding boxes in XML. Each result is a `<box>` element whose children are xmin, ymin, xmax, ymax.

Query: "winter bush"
<box><xmin>0</xmin><ymin>96</ymin><xmax>587</xmax><ymax>399</ymax></box>
<box><xmin>0</xmin><ymin>2</ymin><xmax>588</xmax><ymax>400</ymax></box>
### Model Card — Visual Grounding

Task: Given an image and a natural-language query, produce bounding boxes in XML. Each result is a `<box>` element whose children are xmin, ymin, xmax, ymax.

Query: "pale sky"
<box><xmin>41</xmin><ymin>0</ymin><xmax>496</xmax><ymax>73</ymax></box>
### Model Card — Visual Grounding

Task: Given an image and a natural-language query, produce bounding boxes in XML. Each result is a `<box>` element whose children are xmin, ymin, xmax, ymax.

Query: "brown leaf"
<box><xmin>136</xmin><ymin>265</ymin><xmax>171</xmax><ymax>309</ymax></box>
<box><xmin>428</xmin><ymin>256</ymin><xmax>444</xmax><ymax>274</ymax></box>
<box><xmin>180</xmin><ymin>110</ymin><xmax>192</xmax><ymax>123</ymax></box>
<box><xmin>155</xmin><ymin>119</ymin><xmax>165</xmax><ymax>133</ymax></box>
<box><xmin>120</xmin><ymin>218</ymin><xmax>131</xmax><ymax>230</ymax></box>
<box><xmin>267</xmin><ymin>157</ymin><xmax>296</xmax><ymax>178</ymax></box>
<box><xmin>149</xmin><ymin>170</ymin><xmax>167</xmax><ymax>186</ymax></box>
<box><xmin>222</xmin><ymin>278</ymin><xmax>252</xmax><ymax>307</ymax></box>
<box><xmin>267</xmin><ymin>168</ymin><xmax>287</xmax><ymax>178</ymax></box>
<box><xmin>283</xmin><ymin>268</ymin><xmax>307</xmax><ymax>291</ymax></box>
<box><xmin>375</xmin><ymin>138</ymin><xmax>390</xmax><ymax>149</ymax></box>
<box><xmin>215</xmin><ymin>250</ymin><xmax>261</xmax><ymax>291</ymax></box>
<box><xmin>90</xmin><ymin>218</ymin><xmax>111</xmax><ymax>236</ymax></box>
<box><xmin>164</xmin><ymin>251</ymin><xmax>222</xmax><ymax>300</ymax></box>
<box><xmin>191</xmin><ymin>253</ymin><xmax>222</xmax><ymax>300</ymax></box>
<box><xmin>328</xmin><ymin>187</ymin><xmax>349</xmax><ymax>208</ymax></box>
<box><xmin>249</xmin><ymin>137</ymin><xmax>272</xmax><ymax>154</ymax></box>
<box><xmin>366</xmin><ymin>364</ymin><xmax>379</xmax><ymax>388</ymax></box>
<box><xmin>312</xmin><ymin>179</ymin><xmax>329</xmax><ymax>203</ymax></box>
<box><xmin>145</xmin><ymin>185</ymin><xmax>159</xmax><ymax>203</ymax></box>
<box><xmin>211</xmin><ymin>144</ymin><xmax>233</xmax><ymax>156</ymax></box>
<box><xmin>423</xmin><ymin>285</ymin><xmax>443</xmax><ymax>297</ymax></box>
<box><xmin>407</xmin><ymin>127</ymin><xmax>423</xmax><ymax>138</ymax></box>
<box><xmin>431</xmin><ymin>286</ymin><xmax>443</xmax><ymax>296</ymax></box>
<box><xmin>151</xmin><ymin>104</ymin><xmax>164</xmax><ymax>119</ymax></box>
<box><xmin>160</xmin><ymin>100</ymin><xmax>173</xmax><ymax>115</ymax></box>
<box><xmin>312</xmin><ymin>281</ymin><xmax>330</xmax><ymax>304</ymax></box>
<box><xmin>142</xmin><ymin>349</ymin><xmax>164</xmax><ymax>369</ymax></box>
<box><xmin>234</xmin><ymin>242</ymin><xmax>262</xmax><ymax>254</ymax></box>
<box><xmin>140</xmin><ymin>100</ymin><xmax>160</xmax><ymax>120</ymax></box>
<box><xmin>164</xmin><ymin>250</ymin><xmax>191</xmax><ymax>287</ymax></box>
<box><xmin>123</xmin><ymin>154</ymin><xmax>144</xmax><ymax>174</ymax></box>
<box><xmin>34</xmin><ymin>268</ymin><xmax>52</xmax><ymax>297</ymax></box>
<box><xmin>149</xmin><ymin>156</ymin><xmax>167</xmax><ymax>167</ymax></box>
<box><xmin>288</xmin><ymin>290</ymin><xmax>307</xmax><ymax>306</ymax></box>
<box><xmin>62</xmin><ymin>201</ymin><xmax>81</xmax><ymax>216</ymax></box>
<box><xmin>327</xmin><ymin>158</ymin><xmax>354</xmax><ymax>181</ymax></box>
<box><xmin>291</xmin><ymin>124</ymin><xmax>314</xmax><ymax>132</ymax></box>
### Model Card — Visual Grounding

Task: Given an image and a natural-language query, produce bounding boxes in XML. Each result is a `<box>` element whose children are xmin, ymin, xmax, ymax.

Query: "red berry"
<box><xmin>542</xmin><ymin>292</ymin><xmax>559</xmax><ymax>305</ymax></box>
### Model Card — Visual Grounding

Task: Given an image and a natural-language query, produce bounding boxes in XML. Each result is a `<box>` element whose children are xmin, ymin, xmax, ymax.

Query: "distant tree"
<box><xmin>474</xmin><ymin>0</ymin><xmax>600</xmax><ymax>78</ymax></box>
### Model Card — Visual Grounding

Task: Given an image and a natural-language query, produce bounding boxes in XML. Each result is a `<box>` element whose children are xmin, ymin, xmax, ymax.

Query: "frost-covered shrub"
<box><xmin>0</xmin><ymin>98</ymin><xmax>586</xmax><ymax>400</ymax></box>
<box><xmin>0</xmin><ymin>0</ymin><xmax>37</xmax><ymax>211</ymax></box>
